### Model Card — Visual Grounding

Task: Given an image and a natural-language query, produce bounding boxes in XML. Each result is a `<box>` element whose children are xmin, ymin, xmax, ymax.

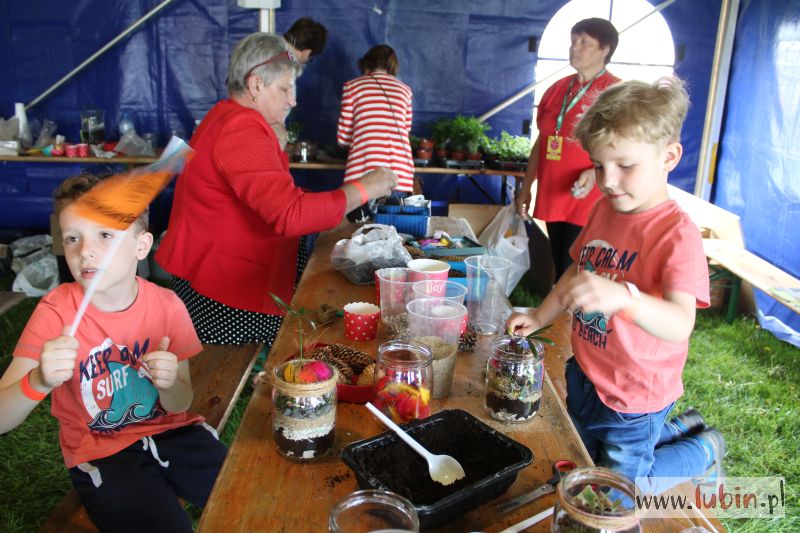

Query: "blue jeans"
<box><xmin>565</xmin><ymin>358</ymin><xmax>709</xmax><ymax>494</ymax></box>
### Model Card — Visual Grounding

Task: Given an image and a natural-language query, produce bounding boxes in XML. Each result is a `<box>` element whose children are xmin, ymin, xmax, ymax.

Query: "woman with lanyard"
<box><xmin>516</xmin><ymin>18</ymin><xmax>620</xmax><ymax>282</ymax></box>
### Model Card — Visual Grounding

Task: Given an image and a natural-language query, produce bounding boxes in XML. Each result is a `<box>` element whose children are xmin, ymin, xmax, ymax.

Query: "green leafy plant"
<box><xmin>430</xmin><ymin>118</ymin><xmax>453</xmax><ymax>149</ymax></box>
<box><xmin>286</xmin><ymin>122</ymin><xmax>303</xmax><ymax>144</ymax></box>
<box><xmin>506</xmin><ymin>324</ymin><xmax>555</xmax><ymax>354</ymax></box>
<box><xmin>270</xmin><ymin>293</ymin><xmax>319</xmax><ymax>361</ymax></box>
<box><xmin>449</xmin><ymin>115</ymin><xmax>491</xmax><ymax>153</ymax></box>
<box><xmin>408</xmin><ymin>134</ymin><xmax>420</xmax><ymax>151</ymax></box>
<box><xmin>484</xmin><ymin>131</ymin><xmax>532</xmax><ymax>162</ymax></box>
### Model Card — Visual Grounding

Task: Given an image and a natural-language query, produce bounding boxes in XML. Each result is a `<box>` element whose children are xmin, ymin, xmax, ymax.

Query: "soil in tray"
<box><xmin>352</xmin><ymin>416</ymin><xmax>521</xmax><ymax>505</ymax></box>
<box><xmin>486</xmin><ymin>392</ymin><xmax>540</xmax><ymax>421</ymax></box>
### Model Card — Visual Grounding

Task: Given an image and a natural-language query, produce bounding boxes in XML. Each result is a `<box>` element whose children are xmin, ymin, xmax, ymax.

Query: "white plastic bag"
<box><xmin>13</xmin><ymin>253</ymin><xmax>58</xmax><ymax>297</ymax></box>
<box><xmin>478</xmin><ymin>204</ymin><xmax>530</xmax><ymax>295</ymax></box>
<box><xmin>330</xmin><ymin>224</ymin><xmax>412</xmax><ymax>284</ymax></box>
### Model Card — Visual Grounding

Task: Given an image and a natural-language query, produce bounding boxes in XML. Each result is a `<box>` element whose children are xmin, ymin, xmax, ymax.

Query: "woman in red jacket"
<box><xmin>156</xmin><ymin>33</ymin><xmax>397</xmax><ymax>345</ymax></box>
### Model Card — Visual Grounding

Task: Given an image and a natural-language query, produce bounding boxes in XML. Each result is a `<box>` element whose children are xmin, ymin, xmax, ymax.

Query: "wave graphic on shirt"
<box><xmin>575</xmin><ymin>258</ymin><xmax>612</xmax><ymax>335</ymax></box>
<box><xmin>87</xmin><ymin>361</ymin><xmax>164</xmax><ymax>432</ymax></box>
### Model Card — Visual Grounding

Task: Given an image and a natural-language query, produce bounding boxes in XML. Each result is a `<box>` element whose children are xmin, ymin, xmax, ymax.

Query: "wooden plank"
<box><xmin>197</xmin><ymin>224</ymin><xmax>724</xmax><ymax>533</ymax></box>
<box><xmin>704</xmin><ymin>238</ymin><xmax>800</xmax><ymax>315</ymax></box>
<box><xmin>39</xmin><ymin>343</ymin><xmax>261</xmax><ymax>533</ymax></box>
<box><xmin>0</xmin><ymin>291</ymin><xmax>26</xmax><ymax>316</ymax></box>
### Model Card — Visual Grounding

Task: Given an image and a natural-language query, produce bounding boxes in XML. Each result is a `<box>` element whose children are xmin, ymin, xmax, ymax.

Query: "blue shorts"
<box><xmin>69</xmin><ymin>424</ymin><xmax>227</xmax><ymax>533</ymax></box>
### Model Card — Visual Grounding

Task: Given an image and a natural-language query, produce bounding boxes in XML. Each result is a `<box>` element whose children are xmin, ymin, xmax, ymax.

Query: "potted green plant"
<box><xmin>483</xmin><ymin>131</ymin><xmax>532</xmax><ymax>170</ymax></box>
<box><xmin>430</xmin><ymin>118</ymin><xmax>452</xmax><ymax>159</ymax></box>
<box><xmin>448</xmin><ymin>115</ymin><xmax>490</xmax><ymax>161</ymax></box>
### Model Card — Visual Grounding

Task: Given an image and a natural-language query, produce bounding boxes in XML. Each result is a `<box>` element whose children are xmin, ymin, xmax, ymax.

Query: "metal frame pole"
<box><xmin>25</xmin><ymin>0</ymin><xmax>180</xmax><ymax>111</ymax></box>
<box><xmin>694</xmin><ymin>0</ymin><xmax>740</xmax><ymax>201</ymax></box>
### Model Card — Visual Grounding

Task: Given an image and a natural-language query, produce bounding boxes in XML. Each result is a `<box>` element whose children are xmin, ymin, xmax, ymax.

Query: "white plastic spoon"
<box><xmin>366</xmin><ymin>402</ymin><xmax>466</xmax><ymax>486</ymax></box>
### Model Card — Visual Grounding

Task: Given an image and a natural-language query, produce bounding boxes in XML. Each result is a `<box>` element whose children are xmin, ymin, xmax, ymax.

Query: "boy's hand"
<box><xmin>39</xmin><ymin>326</ymin><xmax>79</xmax><ymax>389</ymax></box>
<box><xmin>141</xmin><ymin>337</ymin><xmax>179</xmax><ymax>390</ymax></box>
<box><xmin>561</xmin><ymin>271</ymin><xmax>632</xmax><ymax>315</ymax></box>
<box><xmin>505</xmin><ymin>312</ymin><xmax>542</xmax><ymax>337</ymax></box>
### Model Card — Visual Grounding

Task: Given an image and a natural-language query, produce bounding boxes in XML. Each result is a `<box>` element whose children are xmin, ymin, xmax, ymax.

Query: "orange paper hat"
<box><xmin>73</xmin><ymin>138</ymin><xmax>193</xmax><ymax>230</ymax></box>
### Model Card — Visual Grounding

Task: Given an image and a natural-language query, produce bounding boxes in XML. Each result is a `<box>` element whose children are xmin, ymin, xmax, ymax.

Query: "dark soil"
<box><xmin>485</xmin><ymin>393</ymin><xmax>540</xmax><ymax>421</ymax></box>
<box><xmin>349</xmin><ymin>410</ymin><xmax>527</xmax><ymax>505</ymax></box>
<box><xmin>274</xmin><ymin>427</ymin><xmax>335</xmax><ymax>459</ymax></box>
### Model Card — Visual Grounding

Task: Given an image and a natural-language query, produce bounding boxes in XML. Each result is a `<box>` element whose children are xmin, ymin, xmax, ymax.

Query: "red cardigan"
<box><xmin>156</xmin><ymin>99</ymin><xmax>346</xmax><ymax>315</ymax></box>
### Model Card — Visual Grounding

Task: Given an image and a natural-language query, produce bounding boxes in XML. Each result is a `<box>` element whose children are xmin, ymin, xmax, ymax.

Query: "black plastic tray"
<box><xmin>340</xmin><ymin>409</ymin><xmax>533</xmax><ymax>529</ymax></box>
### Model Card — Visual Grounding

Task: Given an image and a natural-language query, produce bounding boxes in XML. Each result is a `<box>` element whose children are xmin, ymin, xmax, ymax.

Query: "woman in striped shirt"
<box><xmin>337</xmin><ymin>45</ymin><xmax>414</xmax><ymax>219</ymax></box>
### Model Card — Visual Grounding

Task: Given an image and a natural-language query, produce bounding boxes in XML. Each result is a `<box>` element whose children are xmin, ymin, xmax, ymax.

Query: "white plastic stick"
<box><xmin>67</xmin><ymin>227</ymin><xmax>130</xmax><ymax>337</ymax></box>
<box><xmin>498</xmin><ymin>506</ymin><xmax>554</xmax><ymax>533</ymax></box>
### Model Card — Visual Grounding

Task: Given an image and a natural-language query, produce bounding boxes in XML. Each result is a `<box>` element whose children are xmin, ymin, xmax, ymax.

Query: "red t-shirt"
<box><xmin>533</xmin><ymin>71</ymin><xmax>619</xmax><ymax>225</ymax></box>
<box><xmin>13</xmin><ymin>277</ymin><xmax>204</xmax><ymax>467</ymax></box>
<box><xmin>568</xmin><ymin>199</ymin><xmax>710</xmax><ymax>413</ymax></box>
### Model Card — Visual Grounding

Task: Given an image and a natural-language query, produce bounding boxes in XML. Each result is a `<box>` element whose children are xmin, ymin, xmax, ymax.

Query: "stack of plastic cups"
<box><xmin>406</xmin><ymin>298</ymin><xmax>467</xmax><ymax>398</ymax></box>
<box><xmin>376</xmin><ymin>267</ymin><xmax>417</xmax><ymax>340</ymax></box>
<box><xmin>412</xmin><ymin>280</ymin><xmax>468</xmax><ymax>336</ymax></box>
<box><xmin>465</xmin><ymin>255</ymin><xmax>513</xmax><ymax>335</ymax></box>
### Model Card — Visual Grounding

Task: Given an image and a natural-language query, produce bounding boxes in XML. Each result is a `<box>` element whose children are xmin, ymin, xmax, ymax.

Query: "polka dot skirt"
<box><xmin>295</xmin><ymin>235</ymin><xmax>309</xmax><ymax>290</ymax></box>
<box><xmin>172</xmin><ymin>277</ymin><xmax>283</xmax><ymax>346</ymax></box>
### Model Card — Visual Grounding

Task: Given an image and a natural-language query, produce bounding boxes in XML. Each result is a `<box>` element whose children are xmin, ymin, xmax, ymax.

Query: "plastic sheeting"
<box><xmin>1</xmin><ymin>0</ymin><xmax>720</xmax><ymax>233</ymax></box>
<box><xmin>714</xmin><ymin>0</ymin><xmax>800</xmax><ymax>347</ymax></box>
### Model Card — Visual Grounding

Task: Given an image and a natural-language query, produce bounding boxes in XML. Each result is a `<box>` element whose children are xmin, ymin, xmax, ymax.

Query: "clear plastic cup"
<box><xmin>377</xmin><ymin>268</ymin><xmax>417</xmax><ymax>339</ymax></box>
<box><xmin>329</xmin><ymin>489</ymin><xmax>419</xmax><ymax>532</ymax></box>
<box><xmin>465</xmin><ymin>255</ymin><xmax>512</xmax><ymax>335</ymax></box>
<box><xmin>406</xmin><ymin>298</ymin><xmax>466</xmax><ymax>398</ymax></box>
<box><xmin>411</xmin><ymin>280</ymin><xmax>467</xmax><ymax>304</ymax></box>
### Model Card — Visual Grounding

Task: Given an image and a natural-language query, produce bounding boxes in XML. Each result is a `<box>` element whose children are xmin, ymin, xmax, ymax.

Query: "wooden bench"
<box><xmin>703</xmin><ymin>238</ymin><xmax>800</xmax><ymax>322</ymax></box>
<box><xmin>0</xmin><ymin>291</ymin><xmax>26</xmax><ymax>317</ymax></box>
<box><xmin>39</xmin><ymin>342</ymin><xmax>262</xmax><ymax>533</ymax></box>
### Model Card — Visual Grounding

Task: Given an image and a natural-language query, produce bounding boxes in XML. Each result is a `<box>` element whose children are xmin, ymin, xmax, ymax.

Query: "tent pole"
<box><xmin>25</xmin><ymin>0</ymin><xmax>180</xmax><ymax>111</ymax></box>
<box><xmin>694</xmin><ymin>0</ymin><xmax>740</xmax><ymax>201</ymax></box>
<box><xmin>479</xmin><ymin>0</ymin><xmax>678</xmax><ymax>122</ymax></box>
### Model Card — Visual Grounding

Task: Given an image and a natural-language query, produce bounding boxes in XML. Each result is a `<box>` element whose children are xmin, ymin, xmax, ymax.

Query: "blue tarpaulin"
<box><xmin>714</xmin><ymin>0</ymin><xmax>800</xmax><ymax>347</ymax></box>
<box><xmin>2</xmin><ymin>1</ymin><xmax>797</xmax><ymax>345</ymax></box>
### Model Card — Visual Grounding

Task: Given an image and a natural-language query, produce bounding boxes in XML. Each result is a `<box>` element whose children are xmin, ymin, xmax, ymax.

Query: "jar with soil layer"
<box><xmin>485</xmin><ymin>335</ymin><xmax>544</xmax><ymax>422</ymax></box>
<box><xmin>553</xmin><ymin>466</ymin><xmax>640</xmax><ymax>533</ymax></box>
<box><xmin>272</xmin><ymin>360</ymin><xmax>338</xmax><ymax>461</ymax></box>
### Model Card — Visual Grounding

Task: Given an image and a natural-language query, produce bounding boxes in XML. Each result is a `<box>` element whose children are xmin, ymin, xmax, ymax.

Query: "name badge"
<box><xmin>546</xmin><ymin>135</ymin><xmax>563</xmax><ymax>160</ymax></box>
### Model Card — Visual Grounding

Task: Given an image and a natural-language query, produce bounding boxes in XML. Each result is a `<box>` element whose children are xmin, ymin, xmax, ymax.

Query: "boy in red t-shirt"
<box><xmin>0</xmin><ymin>175</ymin><xmax>226</xmax><ymax>532</ymax></box>
<box><xmin>507</xmin><ymin>78</ymin><xmax>725</xmax><ymax>494</ymax></box>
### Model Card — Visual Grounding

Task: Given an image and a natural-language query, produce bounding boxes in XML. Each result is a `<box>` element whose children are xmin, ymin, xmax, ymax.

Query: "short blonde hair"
<box><xmin>574</xmin><ymin>77</ymin><xmax>689</xmax><ymax>154</ymax></box>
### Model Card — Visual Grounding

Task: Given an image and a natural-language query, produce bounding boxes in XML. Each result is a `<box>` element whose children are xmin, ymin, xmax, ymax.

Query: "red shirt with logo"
<box><xmin>568</xmin><ymin>199</ymin><xmax>710</xmax><ymax>413</ymax></box>
<box><xmin>14</xmin><ymin>277</ymin><xmax>203</xmax><ymax>467</ymax></box>
<box><xmin>533</xmin><ymin>71</ymin><xmax>619</xmax><ymax>225</ymax></box>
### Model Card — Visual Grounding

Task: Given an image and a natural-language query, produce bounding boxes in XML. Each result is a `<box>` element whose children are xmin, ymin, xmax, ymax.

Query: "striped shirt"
<box><xmin>337</xmin><ymin>72</ymin><xmax>414</xmax><ymax>192</ymax></box>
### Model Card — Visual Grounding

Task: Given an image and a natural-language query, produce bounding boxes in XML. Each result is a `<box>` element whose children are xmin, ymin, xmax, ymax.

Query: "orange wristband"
<box><xmin>351</xmin><ymin>180</ymin><xmax>369</xmax><ymax>205</ymax></box>
<box><xmin>20</xmin><ymin>371</ymin><xmax>48</xmax><ymax>401</ymax></box>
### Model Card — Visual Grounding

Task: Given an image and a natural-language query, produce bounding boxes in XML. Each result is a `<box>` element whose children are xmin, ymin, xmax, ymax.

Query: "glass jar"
<box><xmin>272</xmin><ymin>359</ymin><xmax>337</xmax><ymax>461</ymax></box>
<box><xmin>373</xmin><ymin>340</ymin><xmax>433</xmax><ymax>424</ymax></box>
<box><xmin>485</xmin><ymin>335</ymin><xmax>544</xmax><ymax>422</ymax></box>
<box><xmin>329</xmin><ymin>489</ymin><xmax>419</xmax><ymax>532</ymax></box>
<box><xmin>552</xmin><ymin>467</ymin><xmax>640</xmax><ymax>533</ymax></box>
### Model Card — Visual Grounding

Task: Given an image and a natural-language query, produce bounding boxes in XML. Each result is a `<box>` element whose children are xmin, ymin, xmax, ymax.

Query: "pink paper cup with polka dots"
<box><xmin>343</xmin><ymin>302</ymin><xmax>381</xmax><ymax>342</ymax></box>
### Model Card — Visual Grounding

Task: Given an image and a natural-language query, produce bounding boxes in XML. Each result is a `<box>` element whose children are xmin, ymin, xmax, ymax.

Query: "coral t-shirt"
<box><xmin>568</xmin><ymin>199</ymin><xmax>710</xmax><ymax>413</ymax></box>
<box><xmin>13</xmin><ymin>277</ymin><xmax>204</xmax><ymax>467</ymax></box>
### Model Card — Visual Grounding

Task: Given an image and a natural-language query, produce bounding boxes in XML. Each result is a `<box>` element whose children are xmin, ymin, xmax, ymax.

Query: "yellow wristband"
<box><xmin>617</xmin><ymin>281</ymin><xmax>641</xmax><ymax>322</ymax></box>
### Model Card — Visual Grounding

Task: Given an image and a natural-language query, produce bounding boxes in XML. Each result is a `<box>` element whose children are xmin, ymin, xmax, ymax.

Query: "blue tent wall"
<box><xmin>0</xmin><ymin>0</ymin><xmax>721</xmax><ymax>235</ymax></box>
<box><xmin>714</xmin><ymin>0</ymin><xmax>800</xmax><ymax>346</ymax></box>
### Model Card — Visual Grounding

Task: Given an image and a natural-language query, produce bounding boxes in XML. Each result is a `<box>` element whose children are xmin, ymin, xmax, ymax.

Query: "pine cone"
<box><xmin>328</xmin><ymin>344</ymin><xmax>374</xmax><ymax>374</ymax></box>
<box><xmin>357</xmin><ymin>363</ymin><xmax>375</xmax><ymax>386</ymax></box>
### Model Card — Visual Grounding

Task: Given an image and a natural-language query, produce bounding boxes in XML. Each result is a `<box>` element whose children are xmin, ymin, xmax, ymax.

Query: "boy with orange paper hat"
<box><xmin>0</xmin><ymin>144</ymin><xmax>225</xmax><ymax>532</ymax></box>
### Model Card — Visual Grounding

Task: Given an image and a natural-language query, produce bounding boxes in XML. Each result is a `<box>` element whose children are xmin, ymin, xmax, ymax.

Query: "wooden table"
<box><xmin>198</xmin><ymin>225</ymin><xmax>723</xmax><ymax>532</ymax></box>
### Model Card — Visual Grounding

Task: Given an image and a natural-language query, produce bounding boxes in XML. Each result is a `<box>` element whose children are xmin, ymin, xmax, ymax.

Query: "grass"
<box><xmin>0</xmin><ymin>273</ymin><xmax>798</xmax><ymax>532</ymax></box>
